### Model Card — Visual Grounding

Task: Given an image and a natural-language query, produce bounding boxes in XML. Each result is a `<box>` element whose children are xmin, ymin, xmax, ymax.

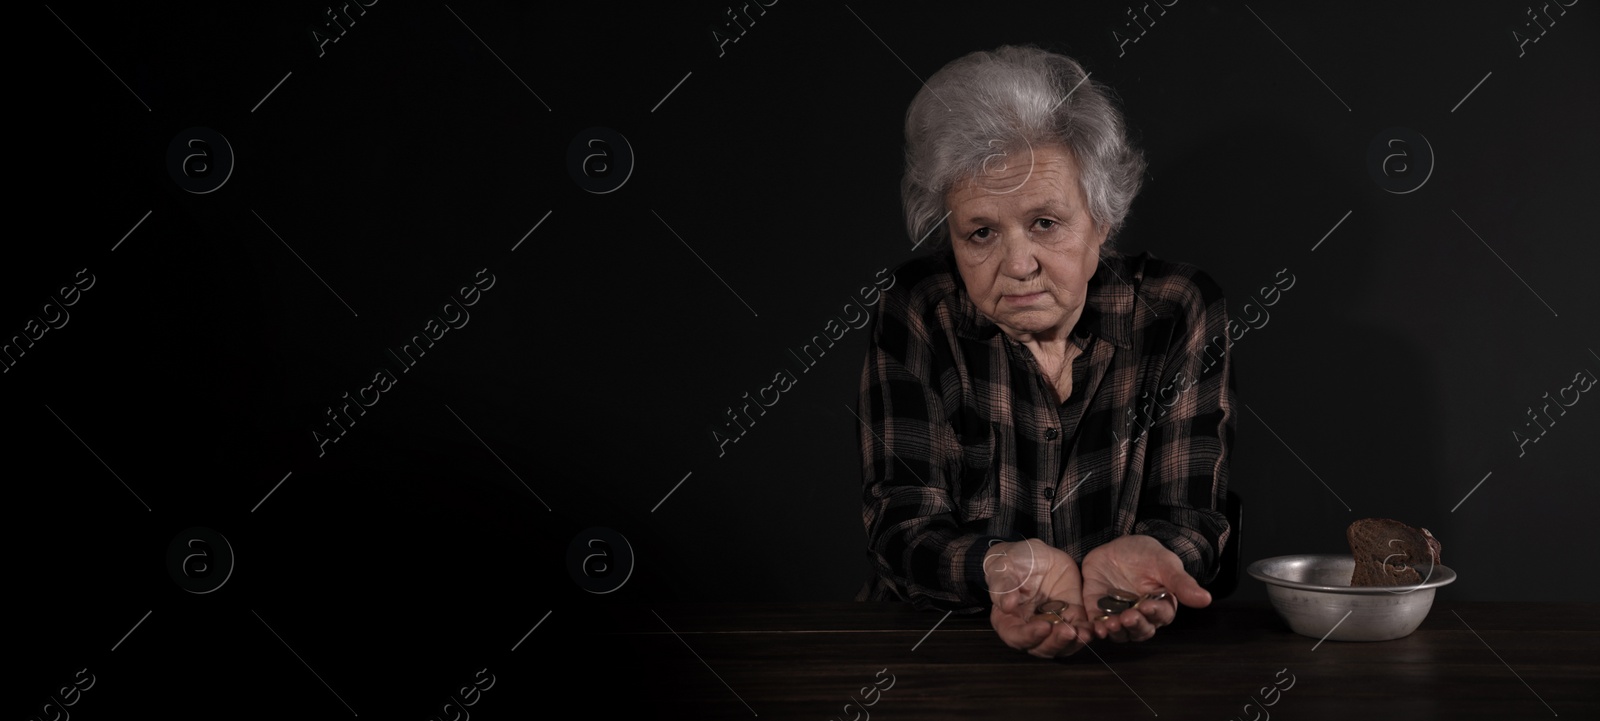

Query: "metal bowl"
<box><xmin>1246</xmin><ymin>554</ymin><xmax>1456</xmax><ymax>642</ymax></box>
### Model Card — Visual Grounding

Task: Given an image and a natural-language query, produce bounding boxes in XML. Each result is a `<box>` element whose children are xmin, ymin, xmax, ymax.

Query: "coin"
<box><xmin>1098</xmin><ymin>596</ymin><xmax>1132</xmax><ymax>614</ymax></box>
<box><xmin>1108</xmin><ymin>588</ymin><xmax>1140</xmax><ymax>604</ymax></box>
<box><xmin>1031</xmin><ymin>613</ymin><xmax>1063</xmax><ymax>625</ymax></box>
<box><xmin>1036</xmin><ymin>600</ymin><xmax>1069</xmax><ymax>616</ymax></box>
<box><xmin>1129</xmin><ymin>591</ymin><xmax>1170</xmax><ymax>610</ymax></box>
<box><xmin>1093</xmin><ymin>613</ymin><xmax>1112</xmax><ymax>622</ymax></box>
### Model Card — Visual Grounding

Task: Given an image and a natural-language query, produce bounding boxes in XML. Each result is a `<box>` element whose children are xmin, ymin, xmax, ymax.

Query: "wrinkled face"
<box><xmin>945</xmin><ymin>143</ymin><xmax>1108</xmax><ymax>343</ymax></box>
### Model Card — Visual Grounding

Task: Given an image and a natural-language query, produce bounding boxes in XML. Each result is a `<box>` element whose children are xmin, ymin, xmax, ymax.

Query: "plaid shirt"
<box><xmin>855</xmin><ymin>250</ymin><xmax>1235</xmax><ymax>612</ymax></box>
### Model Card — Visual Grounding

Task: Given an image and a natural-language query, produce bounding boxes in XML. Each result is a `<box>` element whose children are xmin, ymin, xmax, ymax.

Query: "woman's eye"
<box><xmin>969</xmin><ymin>227</ymin><xmax>993</xmax><ymax>241</ymax></box>
<box><xmin>1034</xmin><ymin>218</ymin><xmax>1057</xmax><ymax>230</ymax></box>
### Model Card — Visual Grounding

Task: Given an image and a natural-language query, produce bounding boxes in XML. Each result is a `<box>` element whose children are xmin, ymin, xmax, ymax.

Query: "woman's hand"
<box><xmin>984</xmin><ymin>539</ymin><xmax>1093</xmax><ymax>658</ymax></box>
<box><xmin>1079</xmin><ymin>535</ymin><xmax>1211</xmax><ymax>642</ymax></box>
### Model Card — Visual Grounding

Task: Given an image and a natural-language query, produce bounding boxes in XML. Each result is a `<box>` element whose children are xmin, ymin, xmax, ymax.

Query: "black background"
<box><xmin>12</xmin><ymin>0</ymin><xmax>1598</xmax><ymax>718</ymax></box>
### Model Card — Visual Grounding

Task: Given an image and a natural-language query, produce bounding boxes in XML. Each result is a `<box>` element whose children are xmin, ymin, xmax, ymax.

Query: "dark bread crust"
<box><xmin>1347</xmin><ymin>518</ymin><xmax>1442</xmax><ymax>587</ymax></box>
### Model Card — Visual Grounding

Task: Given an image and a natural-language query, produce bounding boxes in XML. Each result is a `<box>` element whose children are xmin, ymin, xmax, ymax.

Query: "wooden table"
<box><xmin>561</xmin><ymin>600</ymin><xmax>1598</xmax><ymax>719</ymax></box>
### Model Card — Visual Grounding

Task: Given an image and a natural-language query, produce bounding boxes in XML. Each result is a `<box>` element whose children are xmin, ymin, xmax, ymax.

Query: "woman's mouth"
<box><xmin>1002</xmin><ymin>291</ymin><xmax>1047</xmax><ymax>305</ymax></box>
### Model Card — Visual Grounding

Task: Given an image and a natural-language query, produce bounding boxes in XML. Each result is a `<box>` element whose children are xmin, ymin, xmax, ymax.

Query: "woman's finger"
<box><xmin>1120</xmin><ymin>608</ymin><xmax>1157</xmax><ymax>642</ymax></box>
<box><xmin>1028</xmin><ymin>619</ymin><xmax>1083</xmax><ymax>658</ymax></box>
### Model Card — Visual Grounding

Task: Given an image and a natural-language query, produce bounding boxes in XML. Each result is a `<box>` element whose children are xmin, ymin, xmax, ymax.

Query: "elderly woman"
<box><xmin>856</xmin><ymin>45</ymin><xmax>1235</xmax><ymax>659</ymax></box>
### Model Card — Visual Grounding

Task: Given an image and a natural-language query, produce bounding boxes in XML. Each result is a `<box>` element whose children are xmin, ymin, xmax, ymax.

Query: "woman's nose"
<box><xmin>999</xmin><ymin>232</ymin><xmax>1038</xmax><ymax>278</ymax></box>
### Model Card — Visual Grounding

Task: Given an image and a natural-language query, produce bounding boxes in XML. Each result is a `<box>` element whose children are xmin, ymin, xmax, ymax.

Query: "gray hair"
<box><xmin>901</xmin><ymin>45</ymin><xmax>1146</xmax><ymax>253</ymax></box>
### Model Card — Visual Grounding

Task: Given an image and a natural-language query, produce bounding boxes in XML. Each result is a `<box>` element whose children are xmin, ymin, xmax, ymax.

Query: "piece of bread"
<box><xmin>1347</xmin><ymin>518</ymin><xmax>1442</xmax><ymax>586</ymax></box>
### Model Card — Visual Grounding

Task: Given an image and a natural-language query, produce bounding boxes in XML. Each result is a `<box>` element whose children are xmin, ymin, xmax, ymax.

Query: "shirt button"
<box><xmin>1045</xmin><ymin>428</ymin><xmax>1059</xmax><ymax>440</ymax></box>
<box><xmin>1044</xmin><ymin>487</ymin><xmax>1055</xmax><ymax>499</ymax></box>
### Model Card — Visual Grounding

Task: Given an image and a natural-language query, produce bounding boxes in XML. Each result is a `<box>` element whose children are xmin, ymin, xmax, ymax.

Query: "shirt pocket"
<box><xmin>952</xmin><ymin>413</ymin><xmax>999</xmax><ymax>522</ymax></box>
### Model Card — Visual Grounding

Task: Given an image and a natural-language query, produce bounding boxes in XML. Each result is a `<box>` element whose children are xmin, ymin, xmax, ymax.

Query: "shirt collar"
<box><xmin>947</xmin><ymin>250</ymin><xmax>1137</xmax><ymax>350</ymax></box>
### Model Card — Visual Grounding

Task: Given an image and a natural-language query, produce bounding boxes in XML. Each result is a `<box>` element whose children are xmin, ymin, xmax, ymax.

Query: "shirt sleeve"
<box><xmin>857</xmin><ymin>288</ymin><xmax>1006</xmax><ymax>612</ymax></box>
<box><xmin>1130</xmin><ymin>269</ymin><xmax>1236</xmax><ymax>584</ymax></box>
